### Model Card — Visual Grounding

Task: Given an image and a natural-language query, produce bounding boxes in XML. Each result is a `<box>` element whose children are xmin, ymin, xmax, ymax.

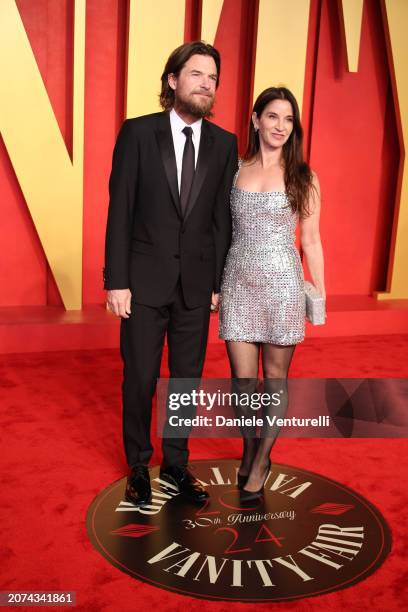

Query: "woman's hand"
<box><xmin>211</xmin><ymin>292</ymin><xmax>220</xmax><ymax>312</ymax></box>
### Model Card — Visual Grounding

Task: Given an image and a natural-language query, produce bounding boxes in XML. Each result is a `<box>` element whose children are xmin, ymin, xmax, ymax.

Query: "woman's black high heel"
<box><xmin>237</xmin><ymin>472</ymin><xmax>248</xmax><ymax>489</ymax></box>
<box><xmin>239</xmin><ymin>459</ymin><xmax>271</xmax><ymax>502</ymax></box>
<box><xmin>236</xmin><ymin>438</ymin><xmax>261</xmax><ymax>489</ymax></box>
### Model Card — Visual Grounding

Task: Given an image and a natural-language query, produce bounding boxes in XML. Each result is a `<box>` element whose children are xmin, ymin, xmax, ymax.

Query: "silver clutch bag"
<box><xmin>304</xmin><ymin>281</ymin><xmax>326</xmax><ymax>325</ymax></box>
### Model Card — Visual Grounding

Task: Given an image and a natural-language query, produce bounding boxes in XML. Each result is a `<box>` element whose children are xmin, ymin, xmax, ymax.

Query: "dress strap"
<box><xmin>233</xmin><ymin>158</ymin><xmax>243</xmax><ymax>188</ymax></box>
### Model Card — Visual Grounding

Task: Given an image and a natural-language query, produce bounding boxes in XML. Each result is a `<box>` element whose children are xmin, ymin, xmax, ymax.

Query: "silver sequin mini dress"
<box><xmin>219</xmin><ymin>163</ymin><xmax>305</xmax><ymax>345</ymax></box>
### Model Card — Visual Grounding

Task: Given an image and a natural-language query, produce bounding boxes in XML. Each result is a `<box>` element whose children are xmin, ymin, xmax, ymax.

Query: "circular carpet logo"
<box><xmin>86</xmin><ymin>460</ymin><xmax>391</xmax><ymax>602</ymax></box>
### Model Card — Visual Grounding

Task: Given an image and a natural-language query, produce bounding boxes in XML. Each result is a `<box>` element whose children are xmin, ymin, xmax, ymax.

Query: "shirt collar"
<box><xmin>170</xmin><ymin>107</ymin><xmax>202</xmax><ymax>138</ymax></box>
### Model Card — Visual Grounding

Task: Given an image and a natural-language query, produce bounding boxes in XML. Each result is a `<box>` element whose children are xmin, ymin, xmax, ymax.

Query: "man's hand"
<box><xmin>210</xmin><ymin>292</ymin><xmax>220</xmax><ymax>312</ymax></box>
<box><xmin>107</xmin><ymin>289</ymin><xmax>132</xmax><ymax>318</ymax></box>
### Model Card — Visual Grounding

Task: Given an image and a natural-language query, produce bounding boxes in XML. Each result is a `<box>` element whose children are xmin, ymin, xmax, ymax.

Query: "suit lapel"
<box><xmin>155</xmin><ymin>112</ymin><xmax>182</xmax><ymax>218</ymax></box>
<box><xmin>184</xmin><ymin>119</ymin><xmax>214</xmax><ymax>222</ymax></box>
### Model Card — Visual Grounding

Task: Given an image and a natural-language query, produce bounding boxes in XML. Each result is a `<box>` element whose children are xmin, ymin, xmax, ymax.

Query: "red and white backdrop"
<box><xmin>0</xmin><ymin>0</ymin><xmax>405</xmax><ymax>310</ymax></box>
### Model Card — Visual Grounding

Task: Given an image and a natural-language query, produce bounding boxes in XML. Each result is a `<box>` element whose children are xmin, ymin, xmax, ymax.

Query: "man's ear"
<box><xmin>168</xmin><ymin>73</ymin><xmax>177</xmax><ymax>91</ymax></box>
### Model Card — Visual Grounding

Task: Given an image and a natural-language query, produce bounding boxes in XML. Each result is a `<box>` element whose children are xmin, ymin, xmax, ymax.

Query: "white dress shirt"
<box><xmin>169</xmin><ymin>108</ymin><xmax>202</xmax><ymax>193</ymax></box>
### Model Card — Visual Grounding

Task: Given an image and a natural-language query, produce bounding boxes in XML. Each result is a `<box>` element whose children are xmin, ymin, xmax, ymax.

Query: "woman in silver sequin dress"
<box><xmin>219</xmin><ymin>87</ymin><xmax>325</xmax><ymax>500</ymax></box>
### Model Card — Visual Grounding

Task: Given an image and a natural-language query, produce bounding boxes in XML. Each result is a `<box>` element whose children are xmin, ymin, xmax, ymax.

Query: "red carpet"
<box><xmin>1</xmin><ymin>334</ymin><xmax>407</xmax><ymax>610</ymax></box>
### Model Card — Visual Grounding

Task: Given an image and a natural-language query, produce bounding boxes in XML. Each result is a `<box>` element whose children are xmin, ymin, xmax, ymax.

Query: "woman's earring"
<box><xmin>254</xmin><ymin>125</ymin><xmax>258</xmax><ymax>132</ymax></box>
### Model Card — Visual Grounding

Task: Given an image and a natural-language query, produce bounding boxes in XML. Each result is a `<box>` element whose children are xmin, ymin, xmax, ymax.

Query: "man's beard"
<box><xmin>175</xmin><ymin>91</ymin><xmax>215</xmax><ymax>119</ymax></box>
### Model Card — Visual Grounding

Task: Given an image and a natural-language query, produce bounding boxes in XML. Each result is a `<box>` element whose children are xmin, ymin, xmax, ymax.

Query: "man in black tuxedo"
<box><xmin>103</xmin><ymin>41</ymin><xmax>238</xmax><ymax>505</ymax></box>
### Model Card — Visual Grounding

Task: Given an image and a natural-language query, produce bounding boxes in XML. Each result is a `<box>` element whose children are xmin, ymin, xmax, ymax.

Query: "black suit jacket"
<box><xmin>103</xmin><ymin>111</ymin><xmax>238</xmax><ymax>308</ymax></box>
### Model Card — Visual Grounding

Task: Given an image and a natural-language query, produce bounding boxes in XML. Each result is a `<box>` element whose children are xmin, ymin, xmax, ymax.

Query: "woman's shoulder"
<box><xmin>238</xmin><ymin>157</ymin><xmax>256</xmax><ymax>166</ymax></box>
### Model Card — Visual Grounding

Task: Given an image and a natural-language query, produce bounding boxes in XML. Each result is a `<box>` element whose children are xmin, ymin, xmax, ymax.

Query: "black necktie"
<box><xmin>180</xmin><ymin>126</ymin><xmax>195</xmax><ymax>216</ymax></box>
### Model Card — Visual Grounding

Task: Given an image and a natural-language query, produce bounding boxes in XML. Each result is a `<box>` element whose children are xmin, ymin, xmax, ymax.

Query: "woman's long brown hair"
<box><xmin>244</xmin><ymin>87</ymin><xmax>315</xmax><ymax>217</ymax></box>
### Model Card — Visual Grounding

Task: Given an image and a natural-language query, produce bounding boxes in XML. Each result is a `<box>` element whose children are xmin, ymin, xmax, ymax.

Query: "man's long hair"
<box><xmin>160</xmin><ymin>41</ymin><xmax>221</xmax><ymax>111</ymax></box>
<box><xmin>244</xmin><ymin>87</ymin><xmax>315</xmax><ymax>218</ymax></box>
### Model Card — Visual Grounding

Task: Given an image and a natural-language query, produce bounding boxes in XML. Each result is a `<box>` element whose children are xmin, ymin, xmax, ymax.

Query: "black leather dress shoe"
<box><xmin>125</xmin><ymin>465</ymin><xmax>151</xmax><ymax>506</ymax></box>
<box><xmin>160</xmin><ymin>465</ymin><xmax>209</xmax><ymax>503</ymax></box>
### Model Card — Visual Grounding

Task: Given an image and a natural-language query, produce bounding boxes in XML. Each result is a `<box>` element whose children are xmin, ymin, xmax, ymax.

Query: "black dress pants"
<box><xmin>120</xmin><ymin>279</ymin><xmax>211</xmax><ymax>468</ymax></box>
